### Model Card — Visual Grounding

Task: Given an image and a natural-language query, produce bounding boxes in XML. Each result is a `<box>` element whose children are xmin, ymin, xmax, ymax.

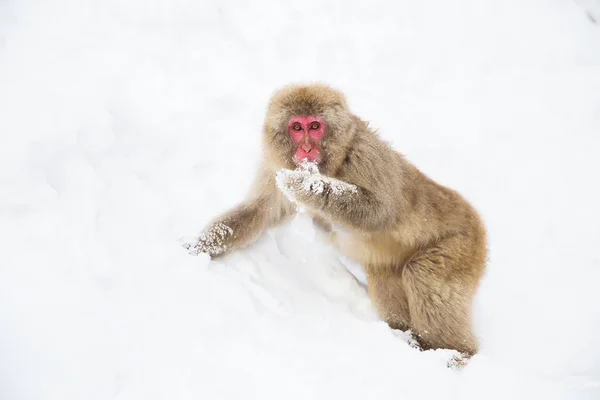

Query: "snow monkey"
<box><xmin>186</xmin><ymin>84</ymin><xmax>487</xmax><ymax>355</ymax></box>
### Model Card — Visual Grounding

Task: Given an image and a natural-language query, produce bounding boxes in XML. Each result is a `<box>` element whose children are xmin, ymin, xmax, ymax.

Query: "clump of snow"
<box><xmin>185</xmin><ymin>222</ymin><xmax>233</xmax><ymax>257</ymax></box>
<box><xmin>297</xmin><ymin>158</ymin><xmax>320</xmax><ymax>174</ymax></box>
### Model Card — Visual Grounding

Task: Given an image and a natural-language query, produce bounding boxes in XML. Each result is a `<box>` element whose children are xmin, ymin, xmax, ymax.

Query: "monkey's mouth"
<box><xmin>294</xmin><ymin>148</ymin><xmax>321</xmax><ymax>165</ymax></box>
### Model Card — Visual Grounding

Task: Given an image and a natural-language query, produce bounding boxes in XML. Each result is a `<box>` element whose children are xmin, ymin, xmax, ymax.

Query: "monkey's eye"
<box><xmin>310</xmin><ymin>122</ymin><xmax>320</xmax><ymax>130</ymax></box>
<box><xmin>292</xmin><ymin>123</ymin><xmax>302</xmax><ymax>131</ymax></box>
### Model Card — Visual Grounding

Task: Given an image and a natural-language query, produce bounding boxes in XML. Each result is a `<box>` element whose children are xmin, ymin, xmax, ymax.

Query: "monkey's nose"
<box><xmin>301</xmin><ymin>143</ymin><xmax>312</xmax><ymax>152</ymax></box>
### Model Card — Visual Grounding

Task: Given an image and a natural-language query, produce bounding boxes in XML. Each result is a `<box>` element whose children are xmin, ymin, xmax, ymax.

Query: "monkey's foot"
<box><xmin>390</xmin><ymin>328</ymin><xmax>471</xmax><ymax>370</ymax></box>
<box><xmin>390</xmin><ymin>328</ymin><xmax>422</xmax><ymax>350</ymax></box>
<box><xmin>446</xmin><ymin>353</ymin><xmax>470</xmax><ymax>370</ymax></box>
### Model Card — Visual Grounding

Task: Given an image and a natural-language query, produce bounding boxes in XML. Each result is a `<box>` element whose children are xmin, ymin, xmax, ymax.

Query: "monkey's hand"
<box><xmin>276</xmin><ymin>168</ymin><xmax>392</xmax><ymax>231</ymax></box>
<box><xmin>275</xmin><ymin>168</ymin><xmax>358</xmax><ymax>209</ymax></box>
<box><xmin>184</xmin><ymin>222</ymin><xmax>233</xmax><ymax>258</ymax></box>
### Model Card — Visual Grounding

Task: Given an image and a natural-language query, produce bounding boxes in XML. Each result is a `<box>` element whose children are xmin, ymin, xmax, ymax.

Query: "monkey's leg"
<box><xmin>367</xmin><ymin>268</ymin><xmax>411</xmax><ymax>331</ymax></box>
<box><xmin>401</xmin><ymin>236</ymin><xmax>481</xmax><ymax>355</ymax></box>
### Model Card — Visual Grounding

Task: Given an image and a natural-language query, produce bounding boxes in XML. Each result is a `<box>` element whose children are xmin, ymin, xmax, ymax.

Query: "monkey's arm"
<box><xmin>186</xmin><ymin>169</ymin><xmax>295</xmax><ymax>258</ymax></box>
<box><xmin>276</xmin><ymin>169</ymin><xmax>394</xmax><ymax>232</ymax></box>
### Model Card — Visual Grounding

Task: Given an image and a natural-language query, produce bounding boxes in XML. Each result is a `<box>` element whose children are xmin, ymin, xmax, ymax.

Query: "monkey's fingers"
<box><xmin>184</xmin><ymin>239</ymin><xmax>226</xmax><ymax>258</ymax></box>
<box><xmin>183</xmin><ymin>222</ymin><xmax>233</xmax><ymax>258</ymax></box>
<box><xmin>275</xmin><ymin>169</ymin><xmax>326</xmax><ymax>202</ymax></box>
<box><xmin>183</xmin><ymin>240</ymin><xmax>206</xmax><ymax>256</ymax></box>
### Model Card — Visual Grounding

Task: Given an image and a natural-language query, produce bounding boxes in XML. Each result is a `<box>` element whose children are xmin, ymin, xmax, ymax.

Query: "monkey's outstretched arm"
<box><xmin>276</xmin><ymin>169</ymin><xmax>394</xmax><ymax>232</ymax></box>
<box><xmin>186</xmin><ymin>170</ymin><xmax>295</xmax><ymax>258</ymax></box>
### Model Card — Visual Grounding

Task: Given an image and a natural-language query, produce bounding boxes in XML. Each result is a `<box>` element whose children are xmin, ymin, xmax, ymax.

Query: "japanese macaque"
<box><xmin>186</xmin><ymin>84</ymin><xmax>487</xmax><ymax>355</ymax></box>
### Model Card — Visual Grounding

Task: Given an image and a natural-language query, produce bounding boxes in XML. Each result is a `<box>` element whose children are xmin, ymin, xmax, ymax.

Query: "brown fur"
<box><xmin>187</xmin><ymin>84</ymin><xmax>487</xmax><ymax>355</ymax></box>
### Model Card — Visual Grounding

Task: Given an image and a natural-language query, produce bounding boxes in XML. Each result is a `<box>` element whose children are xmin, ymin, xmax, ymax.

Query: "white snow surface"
<box><xmin>1</xmin><ymin>1</ymin><xmax>600</xmax><ymax>399</ymax></box>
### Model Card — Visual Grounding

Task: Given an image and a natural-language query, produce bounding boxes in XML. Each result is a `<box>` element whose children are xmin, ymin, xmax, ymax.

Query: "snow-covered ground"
<box><xmin>1</xmin><ymin>0</ymin><xmax>600</xmax><ymax>399</ymax></box>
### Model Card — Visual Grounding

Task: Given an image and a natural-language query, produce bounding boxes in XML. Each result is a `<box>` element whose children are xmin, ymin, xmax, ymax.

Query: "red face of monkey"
<box><xmin>287</xmin><ymin>115</ymin><xmax>326</xmax><ymax>165</ymax></box>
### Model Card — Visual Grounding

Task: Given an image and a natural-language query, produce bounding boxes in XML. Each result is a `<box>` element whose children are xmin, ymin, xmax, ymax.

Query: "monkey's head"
<box><xmin>263</xmin><ymin>84</ymin><xmax>356</xmax><ymax>173</ymax></box>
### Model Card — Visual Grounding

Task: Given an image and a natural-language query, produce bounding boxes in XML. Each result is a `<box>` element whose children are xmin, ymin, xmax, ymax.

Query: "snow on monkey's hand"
<box><xmin>275</xmin><ymin>161</ymin><xmax>357</xmax><ymax>211</ymax></box>
<box><xmin>183</xmin><ymin>222</ymin><xmax>233</xmax><ymax>258</ymax></box>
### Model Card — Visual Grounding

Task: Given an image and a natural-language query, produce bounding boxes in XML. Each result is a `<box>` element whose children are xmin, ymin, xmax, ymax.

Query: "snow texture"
<box><xmin>1</xmin><ymin>1</ymin><xmax>600</xmax><ymax>399</ymax></box>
